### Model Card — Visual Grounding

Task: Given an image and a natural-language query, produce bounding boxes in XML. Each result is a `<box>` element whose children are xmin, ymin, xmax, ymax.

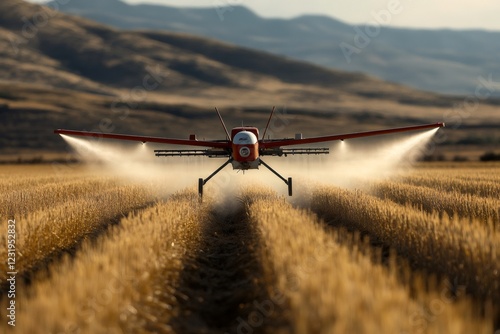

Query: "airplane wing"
<box><xmin>260</xmin><ymin>123</ymin><xmax>444</xmax><ymax>149</ymax></box>
<box><xmin>54</xmin><ymin>129</ymin><xmax>231</xmax><ymax>149</ymax></box>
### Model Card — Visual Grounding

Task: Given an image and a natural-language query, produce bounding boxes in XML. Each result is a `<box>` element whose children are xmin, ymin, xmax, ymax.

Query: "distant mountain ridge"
<box><xmin>0</xmin><ymin>0</ymin><xmax>366</xmax><ymax>94</ymax></box>
<box><xmin>45</xmin><ymin>0</ymin><xmax>500</xmax><ymax>96</ymax></box>
<box><xmin>2</xmin><ymin>0</ymin><xmax>438</xmax><ymax>102</ymax></box>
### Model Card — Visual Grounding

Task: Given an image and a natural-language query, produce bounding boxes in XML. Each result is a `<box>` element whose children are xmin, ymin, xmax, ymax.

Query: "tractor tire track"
<box><xmin>167</xmin><ymin>202</ymin><xmax>283</xmax><ymax>334</ymax></box>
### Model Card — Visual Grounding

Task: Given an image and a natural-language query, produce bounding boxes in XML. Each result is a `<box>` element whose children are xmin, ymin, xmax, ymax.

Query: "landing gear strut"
<box><xmin>198</xmin><ymin>158</ymin><xmax>232</xmax><ymax>198</ymax></box>
<box><xmin>259</xmin><ymin>159</ymin><xmax>293</xmax><ymax>196</ymax></box>
<box><xmin>198</xmin><ymin>158</ymin><xmax>293</xmax><ymax>199</ymax></box>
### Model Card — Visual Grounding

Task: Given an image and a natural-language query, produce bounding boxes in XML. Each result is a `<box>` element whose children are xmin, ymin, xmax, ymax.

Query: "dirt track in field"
<box><xmin>168</xmin><ymin>203</ymin><xmax>286</xmax><ymax>334</ymax></box>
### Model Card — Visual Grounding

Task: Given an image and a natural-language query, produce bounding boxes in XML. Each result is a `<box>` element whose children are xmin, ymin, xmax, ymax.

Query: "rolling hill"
<box><xmin>1</xmin><ymin>0</ymin><xmax>499</xmax><ymax>161</ymax></box>
<box><xmin>2</xmin><ymin>0</ymin><xmax>431</xmax><ymax>98</ymax></box>
<box><xmin>45</xmin><ymin>0</ymin><xmax>500</xmax><ymax>96</ymax></box>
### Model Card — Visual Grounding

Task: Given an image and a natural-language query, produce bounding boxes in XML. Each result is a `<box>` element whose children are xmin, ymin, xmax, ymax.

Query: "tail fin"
<box><xmin>261</xmin><ymin>106</ymin><xmax>276</xmax><ymax>141</ymax></box>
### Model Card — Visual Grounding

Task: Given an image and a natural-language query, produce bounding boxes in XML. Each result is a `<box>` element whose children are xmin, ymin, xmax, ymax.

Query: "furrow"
<box><xmin>168</xmin><ymin>198</ymin><xmax>279</xmax><ymax>334</ymax></box>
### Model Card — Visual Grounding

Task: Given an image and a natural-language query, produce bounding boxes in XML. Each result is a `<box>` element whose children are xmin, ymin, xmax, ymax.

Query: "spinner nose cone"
<box><xmin>239</xmin><ymin>146</ymin><xmax>251</xmax><ymax>157</ymax></box>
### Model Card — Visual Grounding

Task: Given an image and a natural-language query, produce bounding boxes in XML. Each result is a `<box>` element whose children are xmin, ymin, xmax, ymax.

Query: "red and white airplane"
<box><xmin>55</xmin><ymin>107</ymin><xmax>444</xmax><ymax>197</ymax></box>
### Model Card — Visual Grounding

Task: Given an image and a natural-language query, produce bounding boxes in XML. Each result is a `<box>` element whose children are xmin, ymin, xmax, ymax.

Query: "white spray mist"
<box><xmin>59</xmin><ymin>128</ymin><xmax>440</xmax><ymax>199</ymax></box>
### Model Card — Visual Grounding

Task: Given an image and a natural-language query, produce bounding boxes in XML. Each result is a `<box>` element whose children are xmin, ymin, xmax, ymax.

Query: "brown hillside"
<box><xmin>0</xmin><ymin>0</ymin><xmax>498</xmax><ymax>160</ymax></box>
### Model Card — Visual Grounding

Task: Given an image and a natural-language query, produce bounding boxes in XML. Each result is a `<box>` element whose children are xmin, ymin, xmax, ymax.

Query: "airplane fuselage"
<box><xmin>231</xmin><ymin>127</ymin><xmax>260</xmax><ymax>170</ymax></box>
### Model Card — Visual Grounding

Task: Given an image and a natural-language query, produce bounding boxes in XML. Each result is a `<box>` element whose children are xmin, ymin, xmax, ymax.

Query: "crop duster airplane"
<box><xmin>55</xmin><ymin>107</ymin><xmax>444</xmax><ymax>197</ymax></box>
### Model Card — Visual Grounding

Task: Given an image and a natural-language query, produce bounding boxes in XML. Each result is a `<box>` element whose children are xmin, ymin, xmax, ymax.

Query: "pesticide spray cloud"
<box><xmin>59</xmin><ymin>128</ymin><xmax>440</xmax><ymax>199</ymax></box>
<box><xmin>327</xmin><ymin>128</ymin><xmax>440</xmax><ymax>183</ymax></box>
<box><xmin>261</xmin><ymin>128</ymin><xmax>441</xmax><ymax>197</ymax></box>
<box><xmin>60</xmin><ymin>134</ymin><xmax>224</xmax><ymax>197</ymax></box>
<box><xmin>200</xmin><ymin>128</ymin><xmax>441</xmax><ymax>200</ymax></box>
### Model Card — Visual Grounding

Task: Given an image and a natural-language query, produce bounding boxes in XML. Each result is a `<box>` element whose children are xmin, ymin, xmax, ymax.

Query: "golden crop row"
<box><xmin>0</xmin><ymin>165</ymin><xmax>87</xmax><ymax>193</ymax></box>
<box><xmin>409</xmin><ymin>163</ymin><xmax>500</xmax><ymax>182</ymax></box>
<box><xmin>371</xmin><ymin>181</ymin><xmax>500</xmax><ymax>226</ymax></box>
<box><xmin>0</xmin><ymin>176</ymin><xmax>156</xmax><ymax>281</ymax></box>
<box><xmin>244</xmin><ymin>189</ymin><xmax>493</xmax><ymax>333</ymax></box>
<box><xmin>1</xmin><ymin>179</ymin><xmax>129</xmax><ymax>217</ymax></box>
<box><xmin>399</xmin><ymin>174</ymin><xmax>500</xmax><ymax>199</ymax></box>
<box><xmin>0</xmin><ymin>164</ymin><xmax>498</xmax><ymax>333</ymax></box>
<box><xmin>2</xmin><ymin>191</ymin><xmax>206</xmax><ymax>333</ymax></box>
<box><xmin>310</xmin><ymin>186</ymin><xmax>500</xmax><ymax>302</ymax></box>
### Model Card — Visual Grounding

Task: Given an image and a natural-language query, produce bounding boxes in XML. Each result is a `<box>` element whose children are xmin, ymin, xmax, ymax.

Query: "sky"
<box><xmin>28</xmin><ymin>0</ymin><xmax>500</xmax><ymax>31</ymax></box>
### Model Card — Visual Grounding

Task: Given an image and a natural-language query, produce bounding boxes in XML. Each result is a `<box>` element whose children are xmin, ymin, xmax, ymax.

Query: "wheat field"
<box><xmin>0</xmin><ymin>163</ymin><xmax>499</xmax><ymax>333</ymax></box>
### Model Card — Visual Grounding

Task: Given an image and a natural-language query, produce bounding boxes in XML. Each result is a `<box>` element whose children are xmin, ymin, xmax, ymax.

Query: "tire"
<box><xmin>198</xmin><ymin>178</ymin><xmax>204</xmax><ymax>198</ymax></box>
<box><xmin>288</xmin><ymin>177</ymin><xmax>293</xmax><ymax>196</ymax></box>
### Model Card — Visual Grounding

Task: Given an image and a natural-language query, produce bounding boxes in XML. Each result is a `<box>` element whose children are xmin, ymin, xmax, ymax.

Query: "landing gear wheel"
<box><xmin>198</xmin><ymin>178</ymin><xmax>204</xmax><ymax>198</ymax></box>
<box><xmin>288</xmin><ymin>177</ymin><xmax>293</xmax><ymax>196</ymax></box>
